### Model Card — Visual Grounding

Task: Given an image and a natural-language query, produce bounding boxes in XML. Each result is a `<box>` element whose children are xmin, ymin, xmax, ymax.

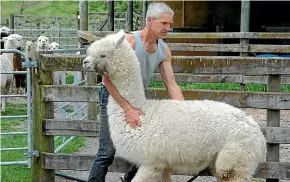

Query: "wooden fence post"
<box><xmin>239</xmin><ymin>0</ymin><xmax>250</xmax><ymax>91</ymax></box>
<box><xmin>128</xmin><ymin>0</ymin><xmax>133</xmax><ymax>31</ymax></box>
<box><xmin>266</xmin><ymin>74</ymin><xmax>281</xmax><ymax>182</ymax></box>
<box><xmin>32</xmin><ymin>53</ymin><xmax>55</xmax><ymax>182</ymax></box>
<box><xmin>9</xmin><ymin>14</ymin><xmax>14</xmax><ymax>34</ymax></box>
<box><xmin>142</xmin><ymin>0</ymin><xmax>148</xmax><ymax>27</ymax></box>
<box><xmin>79</xmin><ymin>0</ymin><xmax>98</xmax><ymax>121</ymax></box>
<box><xmin>108</xmin><ymin>0</ymin><xmax>114</xmax><ymax>31</ymax></box>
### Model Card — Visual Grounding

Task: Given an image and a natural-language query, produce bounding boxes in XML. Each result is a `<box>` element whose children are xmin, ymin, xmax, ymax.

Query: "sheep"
<box><xmin>36</xmin><ymin>35</ymin><xmax>50</xmax><ymax>51</ymax></box>
<box><xmin>1</xmin><ymin>35</ymin><xmax>23</xmax><ymax>112</ymax></box>
<box><xmin>82</xmin><ymin>30</ymin><xmax>267</xmax><ymax>182</ymax></box>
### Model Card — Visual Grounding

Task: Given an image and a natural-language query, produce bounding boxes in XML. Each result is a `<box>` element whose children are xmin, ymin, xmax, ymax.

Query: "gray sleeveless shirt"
<box><xmin>132</xmin><ymin>31</ymin><xmax>166</xmax><ymax>89</ymax></box>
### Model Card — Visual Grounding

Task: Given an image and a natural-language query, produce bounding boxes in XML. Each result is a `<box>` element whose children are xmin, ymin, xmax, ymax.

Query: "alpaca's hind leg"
<box><xmin>215</xmin><ymin>142</ymin><xmax>253</xmax><ymax>182</ymax></box>
<box><xmin>131</xmin><ymin>165</ymin><xmax>164</xmax><ymax>182</ymax></box>
<box><xmin>162</xmin><ymin>168</ymin><xmax>172</xmax><ymax>182</ymax></box>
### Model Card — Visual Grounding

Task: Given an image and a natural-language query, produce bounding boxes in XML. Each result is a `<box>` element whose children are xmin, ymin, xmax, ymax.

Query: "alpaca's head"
<box><xmin>3</xmin><ymin>34</ymin><xmax>23</xmax><ymax>50</ymax></box>
<box><xmin>36</xmin><ymin>36</ymin><xmax>50</xmax><ymax>50</ymax></box>
<box><xmin>0</xmin><ymin>26</ymin><xmax>10</xmax><ymax>36</ymax></box>
<box><xmin>83</xmin><ymin>29</ymin><xmax>138</xmax><ymax>77</ymax></box>
<box><xmin>49</xmin><ymin>42</ymin><xmax>60</xmax><ymax>50</ymax></box>
<box><xmin>25</xmin><ymin>41</ymin><xmax>34</xmax><ymax>51</ymax></box>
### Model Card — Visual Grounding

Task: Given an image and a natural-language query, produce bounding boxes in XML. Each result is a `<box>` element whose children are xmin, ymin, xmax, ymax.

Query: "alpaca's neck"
<box><xmin>2</xmin><ymin>53</ymin><xmax>14</xmax><ymax>65</ymax></box>
<box><xmin>4</xmin><ymin>43</ymin><xmax>15</xmax><ymax>65</ymax></box>
<box><xmin>110</xmin><ymin>69</ymin><xmax>147</xmax><ymax>110</ymax></box>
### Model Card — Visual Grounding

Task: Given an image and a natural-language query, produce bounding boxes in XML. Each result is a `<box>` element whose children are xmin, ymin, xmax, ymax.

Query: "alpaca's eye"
<box><xmin>100</xmin><ymin>55</ymin><xmax>106</xmax><ymax>58</ymax></box>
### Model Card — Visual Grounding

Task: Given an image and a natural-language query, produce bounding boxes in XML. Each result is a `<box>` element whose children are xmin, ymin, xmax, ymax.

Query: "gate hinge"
<box><xmin>22</xmin><ymin>61</ymin><xmax>38</xmax><ymax>68</ymax></box>
<box><xmin>25</xmin><ymin>150</ymin><xmax>40</xmax><ymax>158</ymax></box>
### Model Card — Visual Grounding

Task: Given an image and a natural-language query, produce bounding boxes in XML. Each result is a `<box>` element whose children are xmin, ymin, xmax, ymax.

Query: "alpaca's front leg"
<box><xmin>1</xmin><ymin>97</ymin><xmax>6</xmax><ymax>112</ymax></box>
<box><xmin>131</xmin><ymin>166</ymin><xmax>164</xmax><ymax>182</ymax></box>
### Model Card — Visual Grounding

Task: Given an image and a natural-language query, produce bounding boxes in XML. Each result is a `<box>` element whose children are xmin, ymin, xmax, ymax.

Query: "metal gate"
<box><xmin>0</xmin><ymin>49</ymin><xmax>33</xmax><ymax>168</ymax></box>
<box><xmin>0</xmin><ymin>48</ymin><xmax>88</xmax><ymax>169</ymax></box>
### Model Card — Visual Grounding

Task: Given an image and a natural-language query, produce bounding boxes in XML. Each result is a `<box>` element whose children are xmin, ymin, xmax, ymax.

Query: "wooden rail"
<box><xmin>31</xmin><ymin>31</ymin><xmax>290</xmax><ymax>181</ymax></box>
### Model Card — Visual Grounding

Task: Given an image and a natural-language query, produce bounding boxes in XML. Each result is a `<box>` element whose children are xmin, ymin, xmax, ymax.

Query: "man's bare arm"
<box><xmin>159</xmin><ymin>43</ymin><xmax>184</xmax><ymax>101</ymax></box>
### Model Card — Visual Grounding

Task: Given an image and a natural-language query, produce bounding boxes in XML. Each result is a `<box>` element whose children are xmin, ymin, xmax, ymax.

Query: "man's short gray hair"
<box><xmin>146</xmin><ymin>2</ymin><xmax>174</xmax><ymax>24</ymax></box>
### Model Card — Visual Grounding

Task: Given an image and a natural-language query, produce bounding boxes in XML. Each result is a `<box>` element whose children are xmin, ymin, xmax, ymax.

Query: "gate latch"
<box><xmin>25</xmin><ymin>150</ymin><xmax>40</xmax><ymax>158</ymax></box>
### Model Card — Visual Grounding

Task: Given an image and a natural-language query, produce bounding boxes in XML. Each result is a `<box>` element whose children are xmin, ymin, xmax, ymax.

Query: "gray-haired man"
<box><xmin>88</xmin><ymin>2</ymin><xmax>184</xmax><ymax>182</ymax></box>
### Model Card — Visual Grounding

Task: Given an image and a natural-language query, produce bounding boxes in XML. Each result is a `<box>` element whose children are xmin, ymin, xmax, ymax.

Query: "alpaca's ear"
<box><xmin>113</xmin><ymin>29</ymin><xmax>125</xmax><ymax>48</ymax></box>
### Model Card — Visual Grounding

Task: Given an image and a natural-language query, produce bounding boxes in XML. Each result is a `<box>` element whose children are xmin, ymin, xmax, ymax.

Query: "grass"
<box><xmin>1</xmin><ymin>103</ymin><xmax>86</xmax><ymax>182</ymax></box>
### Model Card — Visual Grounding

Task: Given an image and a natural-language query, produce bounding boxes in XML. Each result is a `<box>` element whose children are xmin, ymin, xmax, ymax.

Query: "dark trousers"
<box><xmin>88</xmin><ymin>86</ymin><xmax>138</xmax><ymax>182</ymax></box>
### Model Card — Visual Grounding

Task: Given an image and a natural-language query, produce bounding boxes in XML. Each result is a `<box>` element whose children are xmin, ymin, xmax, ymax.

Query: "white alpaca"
<box><xmin>25</xmin><ymin>41</ymin><xmax>37</xmax><ymax>61</ymax></box>
<box><xmin>47</xmin><ymin>41</ymin><xmax>62</xmax><ymax>85</ymax></box>
<box><xmin>0</xmin><ymin>26</ymin><xmax>10</xmax><ymax>35</ymax></box>
<box><xmin>36</xmin><ymin>35</ymin><xmax>50</xmax><ymax>51</ymax></box>
<box><xmin>82</xmin><ymin>30</ymin><xmax>267</xmax><ymax>182</ymax></box>
<box><xmin>48</xmin><ymin>42</ymin><xmax>60</xmax><ymax>50</ymax></box>
<box><xmin>1</xmin><ymin>35</ymin><xmax>23</xmax><ymax>112</ymax></box>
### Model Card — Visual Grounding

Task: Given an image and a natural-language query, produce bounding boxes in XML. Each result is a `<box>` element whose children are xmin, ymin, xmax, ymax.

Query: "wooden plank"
<box><xmin>250</xmin><ymin>44</ymin><xmax>290</xmax><ymax>53</ymax></box>
<box><xmin>83</xmin><ymin>31</ymin><xmax>290</xmax><ymax>40</ymax></box>
<box><xmin>261</xmin><ymin>127</ymin><xmax>290</xmax><ymax>144</ymax></box>
<box><xmin>168</xmin><ymin>43</ymin><xmax>290</xmax><ymax>53</ymax></box>
<box><xmin>169</xmin><ymin>56</ymin><xmax>290</xmax><ymax>75</ymax></box>
<box><xmin>42</xmin><ymin>119</ymin><xmax>99</xmax><ymax>137</ymax></box>
<box><xmin>254</xmin><ymin>162</ymin><xmax>290</xmax><ymax>180</ymax></box>
<box><xmin>151</xmin><ymin>73</ymin><xmax>243</xmax><ymax>83</ymax></box>
<box><xmin>152</xmin><ymin>73</ymin><xmax>290</xmax><ymax>84</ymax></box>
<box><xmin>43</xmin><ymin>153</ymin><xmax>131</xmax><ymax>172</ymax></box>
<box><xmin>41</xmin><ymin>86</ymin><xmax>290</xmax><ymax>109</ymax></box>
<box><xmin>43</xmin><ymin>153</ymin><xmax>290</xmax><ymax>180</ymax></box>
<box><xmin>40</xmin><ymin>54</ymin><xmax>87</xmax><ymax>71</ymax></box>
<box><xmin>78</xmin><ymin>30</ymin><xmax>102</xmax><ymax>42</ymax></box>
<box><xmin>145</xmin><ymin>88</ymin><xmax>290</xmax><ymax>110</ymax></box>
<box><xmin>42</xmin><ymin>119</ymin><xmax>290</xmax><ymax>143</ymax></box>
<box><xmin>168</xmin><ymin>43</ymin><xmax>247</xmax><ymax>52</ymax></box>
<box><xmin>167</xmin><ymin>32</ymin><xmax>290</xmax><ymax>39</ymax></box>
<box><xmin>40</xmin><ymin>54</ymin><xmax>290</xmax><ymax>75</ymax></box>
<box><xmin>42</xmin><ymin>85</ymin><xmax>99</xmax><ymax>102</ymax></box>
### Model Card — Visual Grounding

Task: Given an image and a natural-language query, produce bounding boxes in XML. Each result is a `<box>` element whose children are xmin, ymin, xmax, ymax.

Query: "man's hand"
<box><xmin>124</xmin><ymin>107</ymin><xmax>144</xmax><ymax>128</ymax></box>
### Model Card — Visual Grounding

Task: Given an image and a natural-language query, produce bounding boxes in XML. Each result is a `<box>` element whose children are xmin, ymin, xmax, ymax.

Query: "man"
<box><xmin>88</xmin><ymin>2</ymin><xmax>184</xmax><ymax>182</ymax></box>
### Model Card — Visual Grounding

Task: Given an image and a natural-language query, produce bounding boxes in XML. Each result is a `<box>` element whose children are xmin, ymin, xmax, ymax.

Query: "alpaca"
<box><xmin>1</xmin><ymin>26</ymin><xmax>10</xmax><ymax>51</ymax></box>
<box><xmin>82</xmin><ymin>30</ymin><xmax>267</xmax><ymax>182</ymax></box>
<box><xmin>48</xmin><ymin>42</ymin><xmax>60</xmax><ymax>50</ymax></box>
<box><xmin>36</xmin><ymin>35</ymin><xmax>50</xmax><ymax>51</ymax></box>
<box><xmin>25</xmin><ymin>40</ymin><xmax>37</xmax><ymax>61</ymax></box>
<box><xmin>13</xmin><ymin>49</ymin><xmax>26</xmax><ymax>94</ymax></box>
<box><xmin>1</xmin><ymin>35</ymin><xmax>23</xmax><ymax>112</ymax></box>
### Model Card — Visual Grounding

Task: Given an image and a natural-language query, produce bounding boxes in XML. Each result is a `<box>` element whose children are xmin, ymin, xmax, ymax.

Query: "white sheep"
<box><xmin>36</xmin><ymin>35</ymin><xmax>50</xmax><ymax>51</ymax></box>
<box><xmin>48</xmin><ymin>41</ymin><xmax>60</xmax><ymax>50</ymax></box>
<box><xmin>82</xmin><ymin>30</ymin><xmax>267</xmax><ymax>182</ymax></box>
<box><xmin>1</xmin><ymin>34</ymin><xmax>23</xmax><ymax>112</ymax></box>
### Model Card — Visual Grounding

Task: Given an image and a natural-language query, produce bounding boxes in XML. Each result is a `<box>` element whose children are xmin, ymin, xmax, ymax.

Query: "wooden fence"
<box><xmin>31</xmin><ymin>31</ymin><xmax>290</xmax><ymax>181</ymax></box>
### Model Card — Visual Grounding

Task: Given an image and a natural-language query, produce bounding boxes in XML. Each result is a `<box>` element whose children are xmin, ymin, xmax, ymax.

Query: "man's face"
<box><xmin>148</xmin><ymin>13</ymin><xmax>173</xmax><ymax>39</ymax></box>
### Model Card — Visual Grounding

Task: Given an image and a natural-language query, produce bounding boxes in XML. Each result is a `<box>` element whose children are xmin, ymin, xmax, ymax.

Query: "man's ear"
<box><xmin>113</xmin><ymin>29</ymin><xmax>126</xmax><ymax>48</ymax></box>
<box><xmin>147</xmin><ymin>17</ymin><xmax>153</xmax><ymax>26</ymax></box>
